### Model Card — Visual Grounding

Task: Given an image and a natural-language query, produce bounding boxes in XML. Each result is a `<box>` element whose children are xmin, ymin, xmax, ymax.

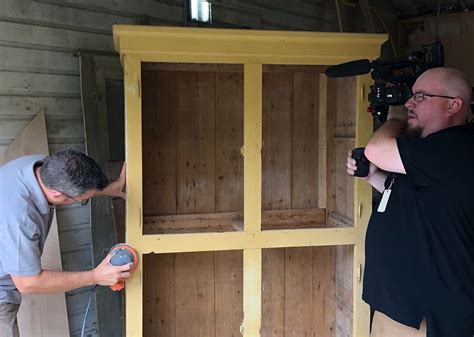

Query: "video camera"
<box><xmin>325</xmin><ymin>40</ymin><xmax>445</xmax><ymax>122</ymax></box>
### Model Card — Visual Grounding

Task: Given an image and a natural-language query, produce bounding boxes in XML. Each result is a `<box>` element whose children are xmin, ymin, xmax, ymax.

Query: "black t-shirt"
<box><xmin>363</xmin><ymin>124</ymin><xmax>474</xmax><ymax>337</ymax></box>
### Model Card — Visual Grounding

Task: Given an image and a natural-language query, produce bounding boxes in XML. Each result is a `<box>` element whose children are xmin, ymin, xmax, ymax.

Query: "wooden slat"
<box><xmin>215</xmin><ymin>250</ymin><xmax>244</xmax><ymax>336</ymax></box>
<box><xmin>262</xmin><ymin>71</ymin><xmax>292</xmax><ymax>211</ymax></box>
<box><xmin>284</xmin><ymin>248</ymin><xmax>314</xmax><ymax>336</ymax></box>
<box><xmin>0</xmin><ymin>71</ymin><xmax>80</xmax><ymax>97</ymax></box>
<box><xmin>143</xmin><ymin>208</ymin><xmax>327</xmax><ymax>234</ymax></box>
<box><xmin>313</xmin><ymin>246</ymin><xmax>336</xmax><ymax>337</ymax></box>
<box><xmin>176</xmin><ymin>71</ymin><xmax>216</xmax><ymax>214</ymax></box>
<box><xmin>175</xmin><ymin>252</ymin><xmax>215</xmax><ymax>337</ymax></box>
<box><xmin>292</xmin><ymin>72</ymin><xmax>319</xmax><ymax>209</ymax></box>
<box><xmin>261</xmin><ymin>249</ymin><xmax>285</xmax><ymax>337</ymax></box>
<box><xmin>215</xmin><ymin>71</ymin><xmax>244</xmax><ymax>213</ymax></box>
<box><xmin>1</xmin><ymin>0</ymin><xmax>137</xmax><ymax>35</ymax></box>
<box><xmin>143</xmin><ymin>254</ymin><xmax>176</xmax><ymax>337</ymax></box>
<box><xmin>0</xmin><ymin>21</ymin><xmax>113</xmax><ymax>52</ymax></box>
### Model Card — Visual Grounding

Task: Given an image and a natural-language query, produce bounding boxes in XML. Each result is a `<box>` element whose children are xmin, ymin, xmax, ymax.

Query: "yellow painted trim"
<box><xmin>141</xmin><ymin>227</ymin><xmax>355</xmax><ymax>253</ymax></box>
<box><xmin>244</xmin><ymin>63</ymin><xmax>262</xmax><ymax>232</ymax></box>
<box><xmin>124</xmin><ymin>53</ymin><xmax>143</xmax><ymax>337</ymax></box>
<box><xmin>353</xmin><ymin>74</ymin><xmax>374</xmax><ymax>337</ymax></box>
<box><xmin>243</xmin><ymin>249</ymin><xmax>262</xmax><ymax>337</ymax></box>
<box><xmin>113</xmin><ymin>25</ymin><xmax>386</xmax><ymax>65</ymax></box>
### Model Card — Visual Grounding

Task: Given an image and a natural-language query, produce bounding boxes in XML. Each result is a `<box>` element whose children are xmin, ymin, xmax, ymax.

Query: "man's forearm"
<box><xmin>366</xmin><ymin>170</ymin><xmax>389</xmax><ymax>193</ymax></box>
<box><xmin>13</xmin><ymin>270</ymin><xmax>96</xmax><ymax>294</ymax></box>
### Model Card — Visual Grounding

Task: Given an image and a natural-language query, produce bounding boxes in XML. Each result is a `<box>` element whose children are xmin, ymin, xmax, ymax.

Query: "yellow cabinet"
<box><xmin>113</xmin><ymin>25</ymin><xmax>386</xmax><ymax>337</ymax></box>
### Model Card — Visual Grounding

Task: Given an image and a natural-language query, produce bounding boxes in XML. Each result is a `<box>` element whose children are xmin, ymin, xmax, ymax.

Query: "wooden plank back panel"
<box><xmin>176</xmin><ymin>72</ymin><xmax>216</xmax><ymax>214</ymax></box>
<box><xmin>175</xmin><ymin>252</ymin><xmax>215</xmax><ymax>337</ymax></box>
<box><xmin>284</xmin><ymin>248</ymin><xmax>314</xmax><ymax>336</ymax></box>
<box><xmin>215</xmin><ymin>250</ymin><xmax>244</xmax><ymax>337</ymax></box>
<box><xmin>292</xmin><ymin>72</ymin><xmax>320</xmax><ymax>209</ymax></box>
<box><xmin>262</xmin><ymin>249</ymin><xmax>285</xmax><ymax>337</ymax></box>
<box><xmin>333</xmin><ymin>77</ymin><xmax>356</xmax><ymax>221</ymax></box>
<box><xmin>262</xmin><ymin>72</ymin><xmax>293</xmax><ymax>211</ymax></box>
<box><xmin>215</xmin><ymin>71</ymin><xmax>244</xmax><ymax>213</ymax></box>
<box><xmin>334</xmin><ymin>78</ymin><xmax>356</xmax><ymax>139</ymax></box>
<box><xmin>143</xmin><ymin>254</ymin><xmax>176</xmax><ymax>337</ymax></box>
<box><xmin>142</xmin><ymin>70</ymin><xmax>178</xmax><ymax>216</ymax></box>
<box><xmin>143</xmin><ymin>251</ymin><xmax>243</xmax><ymax>337</ymax></box>
<box><xmin>313</xmin><ymin>246</ymin><xmax>336</xmax><ymax>337</ymax></box>
<box><xmin>262</xmin><ymin>247</ymin><xmax>336</xmax><ymax>337</ymax></box>
<box><xmin>142</xmin><ymin>68</ymin><xmax>245</xmax><ymax>218</ymax></box>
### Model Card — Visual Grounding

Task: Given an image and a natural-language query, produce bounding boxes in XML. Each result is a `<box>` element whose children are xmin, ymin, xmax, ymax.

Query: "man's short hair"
<box><xmin>40</xmin><ymin>149</ymin><xmax>109</xmax><ymax>197</ymax></box>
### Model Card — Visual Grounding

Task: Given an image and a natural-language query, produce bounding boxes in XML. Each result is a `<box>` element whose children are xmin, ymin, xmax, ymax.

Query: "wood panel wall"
<box><xmin>141</xmin><ymin>64</ymin><xmax>338</xmax><ymax>337</ymax></box>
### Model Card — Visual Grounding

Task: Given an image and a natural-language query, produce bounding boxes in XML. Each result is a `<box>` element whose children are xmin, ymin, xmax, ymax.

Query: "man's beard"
<box><xmin>405</xmin><ymin>125</ymin><xmax>423</xmax><ymax>138</ymax></box>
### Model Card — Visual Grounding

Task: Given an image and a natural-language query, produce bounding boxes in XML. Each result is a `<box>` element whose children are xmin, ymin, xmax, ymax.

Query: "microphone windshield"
<box><xmin>325</xmin><ymin>59</ymin><xmax>372</xmax><ymax>77</ymax></box>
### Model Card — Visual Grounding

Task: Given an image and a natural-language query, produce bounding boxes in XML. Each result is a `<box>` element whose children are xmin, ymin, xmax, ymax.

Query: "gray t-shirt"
<box><xmin>0</xmin><ymin>155</ymin><xmax>53</xmax><ymax>304</ymax></box>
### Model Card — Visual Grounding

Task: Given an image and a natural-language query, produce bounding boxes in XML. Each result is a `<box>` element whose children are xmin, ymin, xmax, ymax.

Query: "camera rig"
<box><xmin>325</xmin><ymin>40</ymin><xmax>444</xmax><ymax>122</ymax></box>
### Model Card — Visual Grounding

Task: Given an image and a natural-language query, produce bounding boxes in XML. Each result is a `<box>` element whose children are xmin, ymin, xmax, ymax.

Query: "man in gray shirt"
<box><xmin>0</xmin><ymin>149</ymin><xmax>132</xmax><ymax>337</ymax></box>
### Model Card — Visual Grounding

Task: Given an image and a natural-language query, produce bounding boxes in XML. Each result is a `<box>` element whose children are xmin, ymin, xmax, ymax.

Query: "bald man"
<box><xmin>347</xmin><ymin>67</ymin><xmax>474</xmax><ymax>337</ymax></box>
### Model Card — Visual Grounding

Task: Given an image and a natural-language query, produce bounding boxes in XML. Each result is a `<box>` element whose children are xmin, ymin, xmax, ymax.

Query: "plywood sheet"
<box><xmin>0</xmin><ymin>110</ymin><xmax>70</xmax><ymax>336</ymax></box>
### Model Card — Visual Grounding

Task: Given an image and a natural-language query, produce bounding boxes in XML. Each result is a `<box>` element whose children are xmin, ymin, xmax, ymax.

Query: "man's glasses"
<box><xmin>409</xmin><ymin>92</ymin><xmax>457</xmax><ymax>102</ymax></box>
<box><xmin>63</xmin><ymin>193</ymin><xmax>89</xmax><ymax>206</ymax></box>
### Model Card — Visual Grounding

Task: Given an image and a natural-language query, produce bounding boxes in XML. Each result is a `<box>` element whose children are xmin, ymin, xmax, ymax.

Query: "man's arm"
<box><xmin>95</xmin><ymin>162</ymin><xmax>126</xmax><ymax>199</ymax></box>
<box><xmin>11</xmin><ymin>253</ymin><xmax>131</xmax><ymax>294</ymax></box>
<box><xmin>364</xmin><ymin>106</ymin><xmax>407</xmax><ymax>174</ymax></box>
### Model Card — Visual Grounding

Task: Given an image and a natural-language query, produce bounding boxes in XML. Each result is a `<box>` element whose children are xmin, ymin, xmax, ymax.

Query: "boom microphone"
<box><xmin>325</xmin><ymin>59</ymin><xmax>372</xmax><ymax>78</ymax></box>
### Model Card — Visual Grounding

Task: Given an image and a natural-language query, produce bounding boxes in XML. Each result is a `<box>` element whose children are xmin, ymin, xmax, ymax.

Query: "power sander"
<box><xmin>108</xmin><ymin>243</ymin><xmax>138</xmax><ymax>291</ymax></box>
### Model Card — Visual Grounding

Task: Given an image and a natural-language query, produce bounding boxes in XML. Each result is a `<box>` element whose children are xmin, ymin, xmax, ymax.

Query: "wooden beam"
<box><xmin>113</xmin><ymin>25</ymin><xmax>386</xmax><ymax>65</ymax></box>
<box><xmin>142</xmin><ymin>227</ymin><xmax>356</xmax><ymax>254</ymax></box>
<box><xmin>244</xmin><ymin>63</ymin><xmax>262</xmax><ymax>232</ymax></box>
<box><xmin>353</xmin><ymin>74</ymin><xmax>374</xmax><ymax>337</ymax></box>
<box><xmin>243</xmin><ymin>249</ymin><xmax>262</xmax><ymax>337</ymax></box>
<box><xmin>123</xmin><ymin>53</ymin><xmax>143</xmax><ymax>337</ymax></box>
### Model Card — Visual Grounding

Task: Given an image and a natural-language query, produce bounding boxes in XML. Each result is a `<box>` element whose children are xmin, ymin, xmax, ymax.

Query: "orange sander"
<box><xmin>108</xmin><ymin>243</ymin><xmax>138</xmax><ymax>291</ymax></box>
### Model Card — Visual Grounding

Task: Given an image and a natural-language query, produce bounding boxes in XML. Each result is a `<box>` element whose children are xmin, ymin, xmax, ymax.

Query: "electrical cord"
<box><xmin>80</xmin><ymin>284</ymin><xmax>98</xmax><ymax>337</ymax></box>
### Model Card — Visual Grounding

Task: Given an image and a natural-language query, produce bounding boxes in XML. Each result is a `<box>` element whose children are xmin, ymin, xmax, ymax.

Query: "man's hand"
<box><xmin>92</xmin><ymin>252</ymin><xmax>132</xmax><ymax>286</ymax></box>
<box><xmin>387</xmin><ymin>105</ymin><xmax>408</xmax><ymax>123</ymax></box>
<box><xmin>346</xmin><ymin>150</ymin><xmax>378</xmax><ymax>181</ymax></box>
<box><xmin>346</xmin><ymin>150</ymin><xmax>388</xmax><ymax>193</ymax></box>
<box><xmin>97</xmin><ymin>163</ymin><xmax>126</xmax><ymax>199</ymax></box>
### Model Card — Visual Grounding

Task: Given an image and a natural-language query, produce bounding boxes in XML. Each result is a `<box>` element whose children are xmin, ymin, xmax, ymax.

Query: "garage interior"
<box><xmin>0</xmin><ymin>1</ymin><xmax>473</xmax><ymax>336</ymax></box>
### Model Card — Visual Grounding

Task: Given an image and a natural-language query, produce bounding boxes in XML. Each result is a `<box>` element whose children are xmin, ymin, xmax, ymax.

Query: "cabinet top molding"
<box><xmin>113</xmin><ymin>25</ymin><xmax>387</xmax><ymax>65</ymax></box>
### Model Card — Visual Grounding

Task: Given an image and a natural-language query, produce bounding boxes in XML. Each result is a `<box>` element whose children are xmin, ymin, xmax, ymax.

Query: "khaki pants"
<box><xmin>0</xmin><ymin>303</ymin><xmax>20</xmax><ymax>337</ymax></box>
<box><xmin>371</xmin><ymin>311</ymin><xmax>427</xmax><ymax>337</ymax></box>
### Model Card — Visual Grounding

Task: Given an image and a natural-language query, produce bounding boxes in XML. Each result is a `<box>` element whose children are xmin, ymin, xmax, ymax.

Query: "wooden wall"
<box><xmin>140</xmin><ymin>64</ymin><xmax>341</xmax><ymax>336</ymax></box>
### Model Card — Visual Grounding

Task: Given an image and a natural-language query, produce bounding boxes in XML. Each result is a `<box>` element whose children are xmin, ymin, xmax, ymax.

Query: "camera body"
<box><xmin>368</xmin><ymin>84</ymin><xmax>413</xmax><ymax>121</ymax></box>
<box><xmin>325</xmin><ymin>40</ymin><xmax>444</xmax><ymax>122</ymax></box>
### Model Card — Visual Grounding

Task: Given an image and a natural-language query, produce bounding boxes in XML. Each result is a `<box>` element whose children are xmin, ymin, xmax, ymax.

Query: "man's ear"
<box><xmin>447</xmin><ymin>97</ymin><xmax>463</xmax><ymax>116</ymax></box>
<box><xmin>50</xmin><ymin>189</ymin><xmax>64</xmax><ymax>200</ymax></box>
